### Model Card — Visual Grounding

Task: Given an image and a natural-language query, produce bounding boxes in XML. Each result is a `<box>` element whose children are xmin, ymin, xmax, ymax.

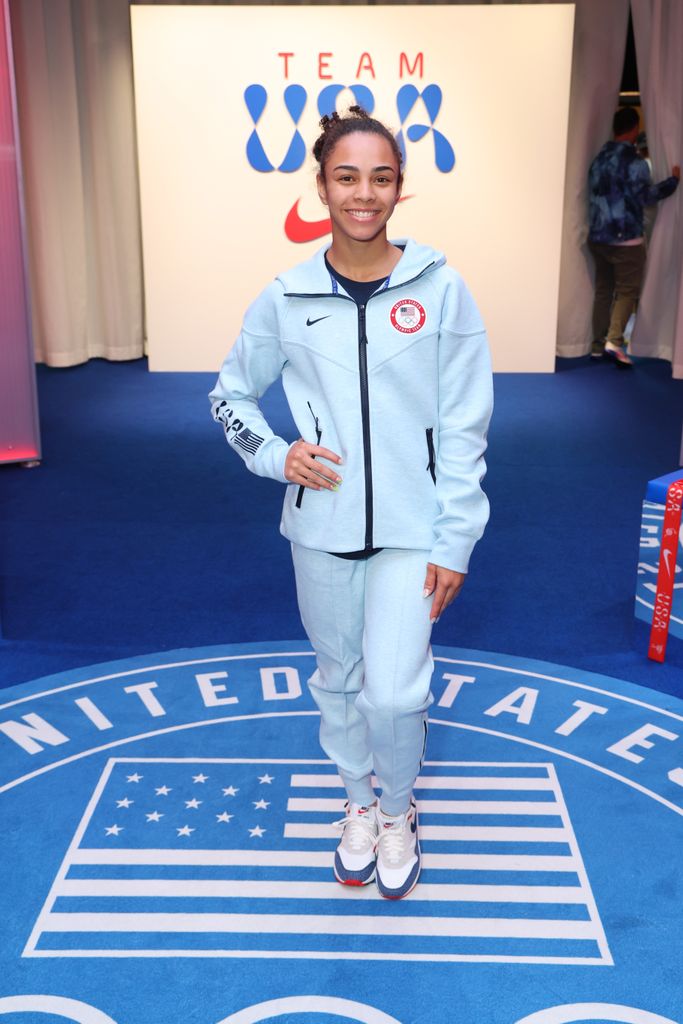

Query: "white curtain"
<box><xmin>466</xmin><ymin>0</ymin><xmax>630</xmax><ymax>358</ymax></box>
<box><xmin>554</xmin><ymin>0</ymin><xmax>631</xmax><ymax>357</ymax></box>
<box><xmin>9</xmin><ymin>0</ymin><xmax>633</xmax><ymax>367</ymax></box>
<box><xmin>9</xmin><ymin>0</ymin><xmax>143</xmax><ymax>366</ymax></box>
<box><xmin>630</xmin><ymin>0</ymin><xmax>683</xmax><ymax>378</ymax></box>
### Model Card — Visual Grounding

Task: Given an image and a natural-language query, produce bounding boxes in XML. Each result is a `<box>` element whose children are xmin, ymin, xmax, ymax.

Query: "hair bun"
<box><xmin>312</xmin><ymin>106</ymin><xmax>403</xmax><ymax>182</ymax></box>
<box><xmin>318</xmin><ymin>111</ymin><xmax>341</xmax><ymax>131</ymax></box>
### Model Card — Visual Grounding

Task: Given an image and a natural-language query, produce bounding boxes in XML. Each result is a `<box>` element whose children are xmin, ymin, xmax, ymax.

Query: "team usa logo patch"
<box><xmin>390</xmin><ymin>298</ymin><xmax>426</xmax><ymax>333</ymax></box>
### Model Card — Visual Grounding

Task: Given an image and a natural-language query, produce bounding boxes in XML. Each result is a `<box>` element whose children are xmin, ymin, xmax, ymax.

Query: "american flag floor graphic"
<box><xmin>25</xmin><ymin>759</ymin><xmax>612</xmax><ymax>964</ymax></box>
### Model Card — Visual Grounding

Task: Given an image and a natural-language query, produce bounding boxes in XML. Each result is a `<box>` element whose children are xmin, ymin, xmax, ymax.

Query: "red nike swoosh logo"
<box><xmin>285</xmin><ymin>196</ymin><xmax>414</xmax><ymax>244</ymax></box>
<box><xmin>285</xmin><ymin>201</ymin><xmax>331</xmax><ymax>244</ymax></box>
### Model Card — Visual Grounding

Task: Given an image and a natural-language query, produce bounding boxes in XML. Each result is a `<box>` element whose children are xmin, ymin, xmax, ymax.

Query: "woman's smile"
<box><xmin>344</xmin><ymin>208</ymin><xmax>381</xmax><ymax>220</ymax></box>
<box><xmin>317</xmin><ymin>132</ymin><xmax>402</xmax><ymax>245</ymax></box>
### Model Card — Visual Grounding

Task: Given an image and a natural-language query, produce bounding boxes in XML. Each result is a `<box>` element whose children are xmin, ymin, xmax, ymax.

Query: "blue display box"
<box><xmin>635</xmin><ymin>470</ymin><xmax>683</xmax><ymax>648</ymax></box>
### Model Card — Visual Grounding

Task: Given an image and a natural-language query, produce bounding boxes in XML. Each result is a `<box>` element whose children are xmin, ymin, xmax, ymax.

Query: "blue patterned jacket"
<box><xmin>588</xmin><ymin>141</ymin><xmax>678</xmax><ymax>244</ymax></box>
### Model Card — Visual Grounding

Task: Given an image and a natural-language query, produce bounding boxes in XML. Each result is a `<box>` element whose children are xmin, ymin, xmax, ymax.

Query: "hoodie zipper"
<box><xmin>357</xmin><ymin>303</ymin><xmax>373</xmax><ymax>550</ymax></box>
<box><xmin>284</xmin><ymin>260</ymin><xmax>436</xmax><ymax>551</ymax></box>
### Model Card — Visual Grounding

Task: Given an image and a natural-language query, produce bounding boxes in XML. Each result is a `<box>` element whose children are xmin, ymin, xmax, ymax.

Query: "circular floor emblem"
<box><xmin>390</xmin><ymin>298</ymin><xmax>426</xmax><ymax>333</ymax></box>
<box><xmin>218</xmin><ymin>995</ymin><xmax>403</xmax><ymax>1023</ymax></box>
<box><xmin>514</xmin><ymin>1004</ymin><xmax>679</xmax><ymax>1024</ymax></box>
<box><xmin>1</xmin><ymin>641</ymin><xmax>682</xmax><ymax>1024</ymax></box>
<box><xmin>0</xmin><ymin>995</ymin><xmax>117</xmax><ymax>1023</ymax></box>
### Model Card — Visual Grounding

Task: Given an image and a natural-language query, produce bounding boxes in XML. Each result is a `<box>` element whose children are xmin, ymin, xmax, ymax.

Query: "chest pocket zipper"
<box><xmin>426</xmin><ymin>428</ymin><xmax>437</xmax><ymax>484</ymax></box>
<box><xmin>296</xmin><ymin>402</ymin><xmax>322</xmax><ymax>509</ymax></box>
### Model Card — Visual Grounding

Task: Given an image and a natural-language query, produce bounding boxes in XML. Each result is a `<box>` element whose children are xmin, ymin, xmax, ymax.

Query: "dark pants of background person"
<box><xmin>588</xmin><ymin>241</ymin><xmax>647</xmax><ymax>348</ymax></box>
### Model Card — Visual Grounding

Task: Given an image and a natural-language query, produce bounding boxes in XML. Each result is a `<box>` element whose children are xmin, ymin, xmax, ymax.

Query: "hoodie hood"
<box><xmin>276</xmin><ymin>238</ymin><xmax>446</xmax><ymax>296</ymax></box>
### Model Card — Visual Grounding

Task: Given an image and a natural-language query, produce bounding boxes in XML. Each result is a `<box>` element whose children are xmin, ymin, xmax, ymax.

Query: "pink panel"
<box><xmin>0</xmin><ymin>0</ymin><xmax>40</xmax><ymax>464</ymax></box>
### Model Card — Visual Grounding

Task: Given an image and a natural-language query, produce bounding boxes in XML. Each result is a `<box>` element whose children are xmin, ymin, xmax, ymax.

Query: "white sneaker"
<box><xmin>332</xmin><ymin>802</ymin><xmax>378</xmax><ymax>886</ymax></box>
<box><xmin>375</xmin><ymin>800</ymin><xmax>421</xmax><ymax>899</ymax></box>
<box><xmin>605</xmin><ymin>340</ymin><xmax>633</xmax><ymax>366</ymax></box>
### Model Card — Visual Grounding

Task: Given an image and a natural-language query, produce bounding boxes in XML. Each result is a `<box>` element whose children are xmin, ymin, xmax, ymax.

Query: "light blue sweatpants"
<box><xmin>291</xmin><ymin>544</ymin><xmax>435</xmax><ymax>815</ymax></box>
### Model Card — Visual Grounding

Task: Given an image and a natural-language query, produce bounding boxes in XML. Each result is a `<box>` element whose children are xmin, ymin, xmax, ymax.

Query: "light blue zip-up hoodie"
<box><xmin>209</xmin><ymin>238</ymin><xmax>493</xmax><ymax>573</ymax></box>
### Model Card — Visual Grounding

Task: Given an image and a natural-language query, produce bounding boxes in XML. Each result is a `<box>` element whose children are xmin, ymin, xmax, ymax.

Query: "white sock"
<box><xmin>378</xmin><ymin>807</ymin><xmax>406</xmax><ymax>826</ymax></box>
<box><xmin>350</xmin><ymin>800</ymin><xmax>377</xmax><ymax>814</ymax></box>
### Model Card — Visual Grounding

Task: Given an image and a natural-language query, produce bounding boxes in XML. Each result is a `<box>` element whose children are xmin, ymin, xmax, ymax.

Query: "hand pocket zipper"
<box><xmin>426</xmin><ymin>427</ymin><xmax>437</xmax><ymax>484</ymax></box>
<box><xmin>296</xmin><ymin>402</ymin><xmax>323</xmax><ymax>509</ymax></box>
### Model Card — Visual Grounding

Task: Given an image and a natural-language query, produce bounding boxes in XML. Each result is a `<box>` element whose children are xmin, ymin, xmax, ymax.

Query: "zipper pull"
<box><xmin>359</xmin><ymin>304</ymin><xmax>367</xmax><ymax>343</ymax></box>
<box><xmin>307</xmin><ymin>400</ymin><xmax>322</xmax><ymax>444</ymax></box>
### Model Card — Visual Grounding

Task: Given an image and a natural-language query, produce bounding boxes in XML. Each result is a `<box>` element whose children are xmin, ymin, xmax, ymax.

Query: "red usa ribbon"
<box><xmin>648</xmin><ymin>476</ymin><xmax>683</xmax><ymax>662</ymax></box>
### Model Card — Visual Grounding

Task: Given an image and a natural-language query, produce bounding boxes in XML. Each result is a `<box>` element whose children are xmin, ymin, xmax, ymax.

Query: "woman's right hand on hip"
<box><xmin>285</xmin><ymin>440</ymin><xmax>343</xmax><ymax>491</ymax></box>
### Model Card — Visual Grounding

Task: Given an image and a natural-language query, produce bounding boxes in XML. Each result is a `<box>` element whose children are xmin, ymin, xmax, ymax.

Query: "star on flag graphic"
<box><xmin>101</xmin><ymin>767</ymin><xmax>273</xmax><ymax>842</ymax></box>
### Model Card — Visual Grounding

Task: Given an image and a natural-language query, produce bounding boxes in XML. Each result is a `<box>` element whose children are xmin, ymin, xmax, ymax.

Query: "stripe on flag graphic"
<box><xmin>233</xmin><ymin>428</ymin><xmax>264</xmax><ymax>455</ymax></box>
<box><xmin>25</xmin><ymin>759</ymin><xmax>611</xmax><ymax>964</ymax></box>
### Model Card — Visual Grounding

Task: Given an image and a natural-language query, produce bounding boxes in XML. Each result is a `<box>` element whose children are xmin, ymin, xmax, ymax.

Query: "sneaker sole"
<box><xmin>333</xmin><ymin>866</ymin><xmax>376</xmax><ymax>886</ymax></box>
<box><xmin>333</xmin><ymin>850</ymin><xmax>376</xmax><ymax>886</ymax></box>
<box><xmin>377</xmin><ymin>871</ymin><xmax>420</xmax><ymax>900</ymax></box>
<box><xmin>604</xmin><ymin>346</ymin><xmax>633</xmax><ymax>367</ymax></box>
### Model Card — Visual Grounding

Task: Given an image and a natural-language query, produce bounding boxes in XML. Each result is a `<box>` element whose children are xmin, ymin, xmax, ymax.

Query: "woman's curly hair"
<box><xmin>312</xmin><ymin>105</ymin><xmax>403</xmax><ymax>183</ymax></box>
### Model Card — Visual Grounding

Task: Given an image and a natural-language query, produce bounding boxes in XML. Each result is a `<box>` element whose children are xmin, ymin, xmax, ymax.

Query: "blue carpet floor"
<box><xmin>0</xmin><ymin>354</ymin><xmax>682</xmax><ymax>696</ymax></box>
<box><xmin>2</xmin><ymin>640</ymin><xmax>682</xmax><ymax>1024</ymax></box>
<box><xmin>2</xmin><ymin>356</ymin><xmax>683</xmax><ymax>1024</ymax></box>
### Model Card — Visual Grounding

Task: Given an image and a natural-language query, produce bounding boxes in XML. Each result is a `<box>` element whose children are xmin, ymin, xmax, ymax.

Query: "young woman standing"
<box><xmin>210</xmin><ymin>107</ymin><xmax>493</xmax><ymax>899</ymax></box>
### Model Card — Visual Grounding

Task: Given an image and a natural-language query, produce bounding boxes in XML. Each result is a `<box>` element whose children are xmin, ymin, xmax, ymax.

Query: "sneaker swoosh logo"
<box><xmin>663</xmin><ymin>548</ymin><xmax>672</xmax><ymax>577</ymax></box>
<box><xmin>284</xmin><ymin>195</ymin><xmax>414</xmax><ymax>244</ymax></box>
<box><xmin>306</xmin><ymin>315</ymin><xmax>330</xmax><ymax>327</ymax></box>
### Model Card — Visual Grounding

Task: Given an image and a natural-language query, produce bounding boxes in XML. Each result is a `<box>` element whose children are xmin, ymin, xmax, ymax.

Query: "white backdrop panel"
<box><xmin>131</xmin><ymin>5</ymin><xmax>574</xmax><ymax>372</ymax></box>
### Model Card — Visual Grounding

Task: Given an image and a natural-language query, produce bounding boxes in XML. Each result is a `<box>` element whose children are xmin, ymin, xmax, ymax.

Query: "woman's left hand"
<box><xmin>423</xmin><ymin>563</ymin><xmax>466</xmax><ymax>623</ymax></box>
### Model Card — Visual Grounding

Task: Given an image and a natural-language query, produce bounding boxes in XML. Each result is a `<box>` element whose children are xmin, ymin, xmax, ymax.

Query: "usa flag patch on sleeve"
<box><xmin>234</xmin><ymin>427</ymin><xmax>264</xmax><ymax>455</ymax></box>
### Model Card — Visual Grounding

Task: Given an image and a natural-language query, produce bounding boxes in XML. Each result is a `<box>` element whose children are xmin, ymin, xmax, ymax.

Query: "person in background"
<box><xmin>587</xmin><ymin>106</ymin><xmax>679</xmax><ymax>367</ymax></box>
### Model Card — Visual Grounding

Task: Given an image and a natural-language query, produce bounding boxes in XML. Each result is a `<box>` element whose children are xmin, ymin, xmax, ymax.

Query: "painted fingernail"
<box><xmin>331</xmin><ymin>484</ymin><xmax>339</xmax><ymax>492</ymax></box>
<box><xmin>336</xmin><ymin>477</ymin><xmax>343</xmax><ymax>484</ymax></box>
<box><xmin>423</xmin><ymin>589</ymin><xmax>431</xmax><ymax>598</ymax></box>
